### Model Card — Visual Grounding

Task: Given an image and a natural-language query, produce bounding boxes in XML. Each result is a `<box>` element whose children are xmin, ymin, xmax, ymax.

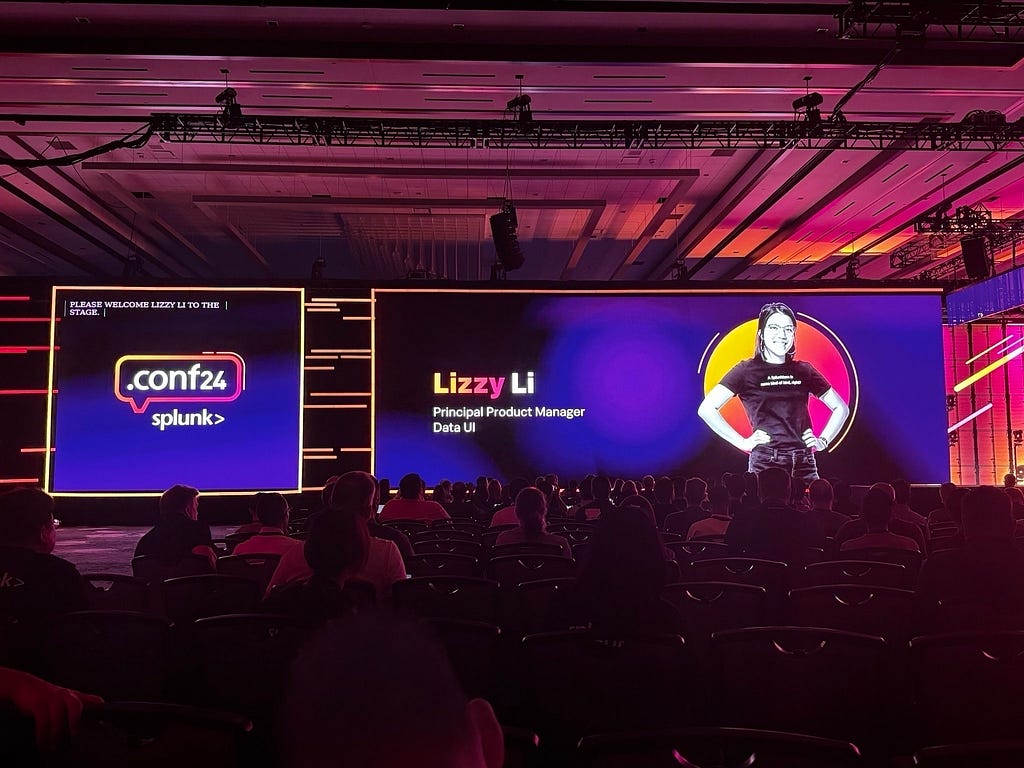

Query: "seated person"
<box><xmin>891</xmin><ymin>478</ymin><xmax>928</xmax><ymax>527</ymax></box>
<box><xmin>262</xmin><ymin>508</ymin><xmax>369</xmax><ymax>626</ymax></box>
<box><xmin>575</xmin><ymin>475</ymin><xmax>615</xmax><ymax>521</ymax></box>
<box><xmin>379</xmin><ymin>473</ymin><xmax>450</xmax><ymax>523</ymax></box>
<box><xmin>834</xmin><ymin>483</ymin><xmax>926</xmax><ymax>553</ymax></box>
<box><xmin>651</xmin><ymin>476</ymin><xmax>677</xmax><ymax>530</ymax></box>
<box><xmin>489</xmin><ymin>478</ymin><xmax>529</xmax><ymax>528</ymax></box>
<box><xmin>232</xmin><ymin>492</ymin><xmax>302</xmax><ymax>557</ymax></box>
<box><xmin>495</xmin><ymin>487</ymin><xmax>572</xmax><ymax>558</ymax></box>
<box><xmin>839</xmin><ymin>487</ymin><xmax>920</xmax><ymax>553</ymax></box>
<box><xmin>726</xmin><ymin>468</ymin><xmax>825</xmax><ymax>564</ymax></box>
<box><xmin>663</xmin><ymin>477</ymin><xmax>710</xmax><ymax>535</ymax></box>
<box><xmin>561</xmin><ymin>505</ymin><xmax>682</xmax><ymax>637</ymax></box>
<box><xmin>0</xmin><ymin>487</ymin><xmax>89</xmax><ymax>625</ymax></box>
<box><xmin>268</xmin><ymin>472</ymin><xmax>407</xmax><ymax>602</ymax></box>
<box><xmin>917</xmin><ymin>485</ymin><xmax>1024</xmax><ymax>629</ymax></box>
<box><xmin>134</xmin><ymin>484</ymin><xmax>217</xmax><ymax>568</ymax></box>
<box><xmin>687</xmin><ymin>486</ymin><xmax>732</xmax><ymax>540</ymax></box>
<box><xmin>927</xmin><ymin>481</ymin><xmax>958</xmax><ymax>530</ymax></box>
<box><xmin>0</xmin><ymin>666</ymin><xmax>103</xmax><ymax>752</ymax></box>
<box><xmin>805</xmin><ymin>478</ymin><xmax>851</xmax><ymax>538</ymax></box>
<box><xmin>281</xmin><ymin>612</ymin><xmax>503</xmax><ymax>768</ymax></box>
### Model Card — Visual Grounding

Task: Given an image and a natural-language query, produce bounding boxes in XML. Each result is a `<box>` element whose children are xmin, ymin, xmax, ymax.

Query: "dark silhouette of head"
<box><xmin>808</xmin><ymin>479</ymin><xmax>834</xmax><ymax>510</ymax></box>
<box><xmin>304</xmin><ymin>508</ymin><xmax>369</xmax><ymax>583</ymax></box>
<box><xmin>938</xmin><ymin>481</ymin><xmax>956</xmax><ymax>504</ymax></box>
<box><xmin>592</xmin><ymin>475</ymin><xmax>612</xmax><ymax>501</ymax></box>
<box><xmin>757</xmin><ymin>467</ymin><xmax>791</xmax><ymax>504</ymax></box>
<box><xmin>330</xmin><ymin>471</ymin><xmax>378</xmax><ymax>519</ymax></box>
<box><xmin>962</xmin><ymin>486</ymin><xmax>1015</xmax><ymax>542</ymax></box>
<box><xmin>0</xmin><ymin>487</ymin><xmax>57</xmax><ymax>553</ymax></box>
<box><xmin>892</xmin><ymin>478</ymin><xmax>911</xmax><ymax>505</ymax></box>
<box><xmin>1005</xmin><ymin>473</ymin><xmax>1018</xmax><ymax>488</ymax></box>
<box><xmin>254</xmin><ymin>492</ymin><xmax>289</xmax><ymax>530</ymax></box>
<box><xmin>398</xmin><ymin>473</ymin><xmax>425</xmax><ymax>500</ymax></box>
<box><xmin>577</xmin><ymin>506</ymin><xmax>666</xmax><ymax>606</ymax></box>
<box><xmin>947</xmin><ymin>486</ymin><xmax>970</xmax><ymax>526</ymax></box>
<box><xmin>514</xmin><ymin>487</ymin><xmax>547</xmax><ymax>537</ymax></box>
<box><xmin>282</xmin><ymin>613</ymin><xmax>504</xmax><ymax>768</ymax></box>
<box><xmin>708</xmin><ymin>486</ymin><xmax>731</xmax><ymax>516</ymax></box>
<box><xmin>684</xmin><ymin>477</ymin><xmax>707</xmax><ymax>506</ymax></box>
<box><xmin>754</xmin><ymin>302</ymin><xmax>797</xmax><ymax>362</ymax></box>
<box><xmin>159</xmin><ymin>484</ymin><xmax>199</xmax><ymax>520</ymax></box>
<box><xmin>619</xmin><ymin>494</ymin><xmax>657</xmax><ymax>527</ymax></box>
<box><xmin>861</xmin><ymin>487</ymin><xmax>894</xmax><ymax>533</ymax></box>
<box><xmin>654</xmin><ymin>476</ymin><xmax>674</xmax><ymax>504</ymax></box>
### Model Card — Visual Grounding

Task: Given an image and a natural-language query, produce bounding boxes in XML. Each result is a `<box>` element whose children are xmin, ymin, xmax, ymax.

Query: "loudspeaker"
<box><xmin>489</xmin><ymin>210</ymin><xmax>524</xmax><ymax>270</ymax></box>
<box><xmin>961</xmin><ymin>236</ymin><xmax>990</xmax><ymax>280</ymax></box>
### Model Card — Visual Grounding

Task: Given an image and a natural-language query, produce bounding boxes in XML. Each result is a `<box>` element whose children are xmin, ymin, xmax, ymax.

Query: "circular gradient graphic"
<box><xmin>700</xmin><ymin>313</ymin><xmax>858</xmax><ymax>451</ymax></box>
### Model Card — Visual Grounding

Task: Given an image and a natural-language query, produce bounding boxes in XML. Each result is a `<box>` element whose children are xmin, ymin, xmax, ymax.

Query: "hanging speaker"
<box><xmin>489</xmin><ymin>208</ymin><xmax>524</xmax><ymax>270</ymax></box>
<box><xmin>960</xmin><ymin>236</ymin><xmax>989</xmax><ymax>280</ymax></box>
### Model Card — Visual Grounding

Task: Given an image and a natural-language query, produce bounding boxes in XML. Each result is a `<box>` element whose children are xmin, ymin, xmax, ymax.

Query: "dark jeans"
<box><xmin>748</xmin><ymin>445</ymin><xmax>819</xmax><ymax>491</ymax></box>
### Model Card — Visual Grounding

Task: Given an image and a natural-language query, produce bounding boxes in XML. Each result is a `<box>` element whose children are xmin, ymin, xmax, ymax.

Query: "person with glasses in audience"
<box><xmin>0</xmin><ymin>487</ymin><xmax>88</xmax><ymax>626</ymax></box>
<box><xmin>698</xmin><ymin>302</ymin><xmax>849</xmax><ymax>491</ymax></box>
<box><xmin>232</xmin><ymin>492</ymin><xmax>302</xmax><ymax>557</ymax></box>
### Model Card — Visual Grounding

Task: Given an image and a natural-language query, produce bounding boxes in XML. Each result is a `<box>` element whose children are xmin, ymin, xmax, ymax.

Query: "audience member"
<box><xmin>564</xmin><ymin>505</ymin><xmax>681</xmax><ymax>636</ymax></box>
<box><xmin>640</xmin><ymin>475</ymin><xmax>658</xmax><ymax>506</ymax></box>
<box><xmin>445</xmin><ymin>481</ymin><xmax>475</xmax><ymax>519</ymax></box>
<box><xmin>839</xmin><ymin>487</ymin><xmax>920</xmax><ymax>553</ymax></box>
<box><xmin>927</xmin><ymin>481</ymin><xmax>958</xmax><ymax>530</ymax></box>
<box><xmin>576</xmin><ymin>475</ymin><xmax>614</xmax><ymax>521</ymax></box>
<box><xmin>232</xmin><ymin>492</ymin><xmax>302</xmax><ymax>557</ymax></box>
<box><xmin>281</xmin><ymin>613</ymin><xmax>503</xmax><ymax>768</ymax></box>
<box><xmin>651</xmin><ymin>476</ymin><xmax>676</xmax><ymax>530</ymax></box>
<box><xmin>663</xmin><ymin>477</ymin><xmax>709</xmax><ymax>535</ymax></box>
<box><xmin>1005</xmin><ymin>473</ymin><xmax>1019</xmax><ymax>488</ymax></box>
<box><xmin>891</xmin><ymin>478</ymin><xmax>927</xmax><ymax>527</ymax></box>
<box><xmin>269</xmin><ymin>472</ymin><xmax>407</xmax><ymax>602</ymax></box>
<box><xmin>494</xmin><ymin>487</ymin><xmax>572</xmax><ymax>557</ymax></box>
<box><xmin>832</xmin><ymin>479</ymin><xmax>857</xmax><ymax>518</ymax></box>
<box><xmin>1005</xmin><ymin>486</ymin><xmax>1024</xmax><ymax>525</ymax></box>
<box><xmin>0</xmin><ymin>666</ymin><xmax>103</xmax><ymax>751</ymax></box>
<box><xmin>917</xmin><ymin>485</ymin><xmax>1024</xmax><ymax>630</ymax></box>
<box><xmin>134</xmin><ymin>484</ymin><xmax>217</xmax><ymax>567</ymax></box>
<box><xmin>489</xmin><ymin>478</ymin><xmax>529</xmax><ymax>528</ymax></box>
<box><xmin>805</xmin><ymin>478</ymin><xmax>851</xmax><ymax>538</ymax></box>
<box><xmin>537</xmin><ymin>477</ymin><xmax>568</xmax><ymax>519</ymax></box>
<box><xmin>379</xmin><ymin>473</ymin><xmax>450</xmax><ymax>523</ymax></box>
<box><xmin>725</xmin><ymin>467</ymin><xmax>824</xmax><ymax>564</ymax></box>
<box><xmin>686</xmin><ymin>486</ymin><xmax>732</xmax><ymax>539</ymax></box>
<box><xmin>834</xmin><ymin>483</ymin><xmax>926</xmax><ymax>553</ymax></box>
<box><xmin>0</xmin><ymin>487</ymin><xmax>89</xmax><ymax>624</ymax></box>
<box><xmin>262</xmin><ymin>507</ymin><xmax>369</xmax><ymax>626</ymax></box>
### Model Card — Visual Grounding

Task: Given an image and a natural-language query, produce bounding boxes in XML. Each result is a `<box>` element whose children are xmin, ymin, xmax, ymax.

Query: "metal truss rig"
<box><xmin>149</xmin><ymin>114</ymin><xmax>1024</xmax><ymax>152</ymax></box>
<box><xmin>838</xmin><ymin>1</ymin><xmax>1024</xmax><ymax>42</ymax></box>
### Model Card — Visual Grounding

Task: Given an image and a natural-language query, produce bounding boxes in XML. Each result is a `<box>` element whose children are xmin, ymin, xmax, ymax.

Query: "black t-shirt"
<box><xmin>134</xmin><ymin>515</ymin><xmax>214</xmax><ymax>563</ymax></box>
<box><xmin>0</xmin><ymin>546</ymin><xmax>89</xmax><ymax>624</ymax></box>
<box><xmin>720</xmin><ymin>358</ymin><xmax>831</xmax><ymax>449</ymax></box>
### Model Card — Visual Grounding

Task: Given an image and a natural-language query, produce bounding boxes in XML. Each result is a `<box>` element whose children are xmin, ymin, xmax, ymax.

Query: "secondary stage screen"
<box><xmin>48</xmin><ymin>287</ymin><xmax>304</xmax><ymax>494</ymax></box>
<box><xmin>373</xmin><ymin>290</ymin><xmax>948</xmax><ymax>485</ymax></box>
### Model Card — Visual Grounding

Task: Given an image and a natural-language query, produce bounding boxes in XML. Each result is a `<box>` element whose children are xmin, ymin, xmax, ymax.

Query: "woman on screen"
<box><xmin>697</xmin><ymin>302</ymin><xmax>849</xmax><ymax>488</ymax></box>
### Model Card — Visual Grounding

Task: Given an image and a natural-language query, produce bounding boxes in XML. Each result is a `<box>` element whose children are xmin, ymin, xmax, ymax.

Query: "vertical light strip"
<box><xmin>44</xmin><ymin>286</ymin><xmax>58</xmax><ymax>492</ymax></box>
<box><xmin>297</xmin><ymin>287</ymin><xmax>307</xmax><ymax>493</ymax></box>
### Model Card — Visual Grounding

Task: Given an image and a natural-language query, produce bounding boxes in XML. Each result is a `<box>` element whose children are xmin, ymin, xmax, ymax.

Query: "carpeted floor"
<box><xmin>53</xmin><ymin>525</ymin><xmax>239</xmax><ymax>576</ymax></box>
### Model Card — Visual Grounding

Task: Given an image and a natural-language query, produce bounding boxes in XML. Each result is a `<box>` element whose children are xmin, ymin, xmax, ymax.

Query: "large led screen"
<box><xmin>47</xmin><ymin>287</ymin><xmax>304</xmax><ymax>494</ymax></box>
<box><xmin>373</xmin><ymin>290</ymin><xmax>948</xmax><ymax>485</ymax></box>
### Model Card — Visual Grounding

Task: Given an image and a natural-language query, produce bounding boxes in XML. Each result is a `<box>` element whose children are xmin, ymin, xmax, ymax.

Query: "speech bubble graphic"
<box><xmin>115</xmin><ymin>353</ymin><xmax>246</xmax><ymax>414</ymax></box>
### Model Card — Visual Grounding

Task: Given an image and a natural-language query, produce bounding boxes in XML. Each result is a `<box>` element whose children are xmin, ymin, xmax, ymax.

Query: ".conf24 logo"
<box><xmin>114</xmin><ymin>353</ymin><xmax>245</xmax><ymax>430</ymax></box>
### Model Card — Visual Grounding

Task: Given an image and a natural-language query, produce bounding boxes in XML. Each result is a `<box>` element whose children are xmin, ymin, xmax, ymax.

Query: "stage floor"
<box><xmin>54</xmin><ymin>525</ymin><xmax>238</xmax><ymax>576</ymax></box>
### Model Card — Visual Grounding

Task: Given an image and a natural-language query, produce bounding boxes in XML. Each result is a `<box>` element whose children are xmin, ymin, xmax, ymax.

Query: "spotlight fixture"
<box><xmin>946</xmin><ymin>394</ymin><xmax>957</xmax><ymax>412</ymax></box>
<box><xmin>311</xmin><ymin>254</ymin><xmax>326</xmax><ymax>281</ymax></box>
<box><xmin>489</xmin><ymin>200</ymin><xmax>524</xmax><ymax>272</ymax></box>
<box><xmin>792</xmin><ymin>91</ymin><xmax>823</xmax><ymax>124</ymax></box>
<box><xmin>215</xmin><ymin>87</ymin><xmax>242</xmax><ymax>128</ymax></box>
<box><xmin>948</xmin><ymin>430</ymin><xmax>959</xmax><ymax>447</ymax></box>
<box><xmin>505</xmin><ymin>75</ymin><xmax>534</xmax><ymax>133</ymax></box>
<box><xmin>1014</xmin><ymin>429</ymin><xmax>1023</xmax><ymax>446</ymax></box>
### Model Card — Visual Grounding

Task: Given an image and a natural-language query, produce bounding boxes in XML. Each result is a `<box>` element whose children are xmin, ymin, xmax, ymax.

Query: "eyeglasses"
<box><xmin>765</xmin><ymin>324</ymin><xmax>795</xmax><ymax>336</ymax></box>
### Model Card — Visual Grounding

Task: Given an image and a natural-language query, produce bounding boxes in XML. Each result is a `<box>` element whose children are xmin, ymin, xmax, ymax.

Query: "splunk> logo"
<box><xmin>114</xmin><ymin>353</ymin><xmax>246</xmax><ymax>414</ymax></box>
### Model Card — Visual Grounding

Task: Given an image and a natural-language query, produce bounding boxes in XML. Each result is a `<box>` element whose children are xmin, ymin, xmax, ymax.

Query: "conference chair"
<box><xmin>423</xmin><ymin>618</ymin><xmax>501</xmax><ymax>701</ymax></box>
<box><xmin>785</xmin><ymin>585</ymin><xmax>914</xmax><ymax>643</ymax></box>
<box><xmin>514</xmin><ymin>577</ymin><xmax>578</xmax><ymax>635</ymax></box>
<box><xmin>487</xmin><ymin>554</ymin><xmax>576</xmax><ymax>587</ymax></box>
<box><xmin>215</xmin><ymin>554</ymin><xmax>282</xmax><ymax>595</ymax></box>
<box><xmin>799</xmin><ymin>559</ymin><xmax>910</xmax><ymax>589</ymax></box>
<box><xmin>83</xmin><ymin>573</ymin><xmax>152</xmax><ymax>613</ymax></box>
<box><xmin>405</xmin><ymin>553</ymin><xmax>480</xmax><ymax>579</ymax></box>
<box><xmin>664</xmin><ymin>540</ymin><xmax>729</xmax><ymax>564</ymax></box>
<box><xmin>913</xmin><ymin>741</ymin><xmax>1024</xmax><ymax>768</ymax></box>
<box><xmin>160</xmin><ymin>574</ymin><xmax>261</xmax><ymax>624</ymax></box>
<box><xmin>131</xmin><ymin>553</ymin><xmax>215</xmax><ymax>581</ymax></box>
<box><xmin>412</xmin><ymin>538</ymin><xmax>483</xmax><ymax>558</ymax></box>
<box><xmin>490</xmin><ymin>542</ymin><xmax>567</xmax><ymax>559</ymax></box>
<box><xmin>661</xmin><ymin>582</ymin><xmax>767</xmax><ymax>656</ymax></box>
<box><xmin>393</xmin><ymin>576</ymin><xmax>500</xmax><ymax>624</ymax></box>
<box><xmin>576</xmin><ymin>727</ymin><xmax>864</xmax><ymax>768</ymax></box>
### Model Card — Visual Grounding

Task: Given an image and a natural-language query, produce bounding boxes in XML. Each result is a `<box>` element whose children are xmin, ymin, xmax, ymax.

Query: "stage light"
<box><xmin>1014</xmin><ymin>429</ymin><xmax>1023</xmax><ymax>446</ymax></box>
<box><xmin>946</xmin><ymin>394</ymin><xmax>957</xmax><ymax>412</ymax></box>
<box><xmin>792</xmin><ymin>92</ymin><xmax>824</xmax><ymax>112</ymax></box>
<box><xmin>489</xmin><ymin>201</ymin><xmax>524</xmax><ymax>272</ymax></box>
<box><xmin>215</xmin><ymin>87</ymin><xmax>243</xmax><ymax>128</ymax></box>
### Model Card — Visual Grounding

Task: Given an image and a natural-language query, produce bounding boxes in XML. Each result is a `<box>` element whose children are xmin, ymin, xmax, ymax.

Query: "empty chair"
<box><xmin>910</xmin><ymin>631</ymin><xmax>1024</xmax><ymax>744</ymax></box>
<box><xmin>913</xmin><ymin>741</ymin><xmax>1024</xmax><ymax>768</ymax></box>
<box><xmin>800</xmin><ymin>560</ymin><xmax>910</xmax><ymax>589</ymax></box>
<box><xmin>381</xmin><ymin>519</ymin><xmax>429</xmax><ymax>538</ymax></box>
<box><xmin>664</xmin><ymin>540</ymin><xmax>729</xmax><ymax>564</ymax></box>
<box><xmin>571</xmin><ymin>542</ymin><xmax>591</xmax><ymax>564</ymax></box>
<box><xmin>222</xmin><ymin>531</ymin><xmax>255</xmax><ymax>555</ymax></box>
<box><xmin>413</xmin><ymin>528</ymin><xmax>478</xmax><ymax>543</ymax></box>
<box><xmin>547</xmin><ymin>522</ymin><xmax>595</xmax><ymax>535</ymax></box>
<box><xmin>406</xmin><ymin>553</ymin><xmax>480</xmax><ymax>579</ymax></box>
<box><xmin>577</xmin><ymin>727</ymin><xmax>863</xmax><ymax>768</ymax></box>
<box><xmin>393</xmin><ymin>576</ymin><xmax>499</xmax><ymax>624</ymax></box>
<box><xmin>515</xmin><ymin>578</ymin><xmax>578</xmax><ymax>635</ymax></box>
<box><xmin>215</xmin><ymin>554</ymin><xmax>281</xmax><ymax>594</ymax></box>
<box><xmin>711</xmin><ymin>626</ymin><xmax>887</xmax><ymax>745</ymax></box>
<box><xmin>160</xmin><ymin>574</ymin><xmax>261</xmax><ymax>624</ymax></box>
<box><xmin>514</xmin><ymin>631</ymin><xmax>695</xmax><ymax>748</ymax></box>
<box><xmin>682</xmin><ymin>558</ymin><xmax>788</xmax><ymax>598</ymax></box>
<box><xmin>188</xmin><ymin>613</ymin><xmax>312</xmax><ymax>723</ymax></box>
<box><xmin>412</xmin><ymin>539</ymin><xmax>484</xmax><ymax>558</ymax></box>
<box><xmin>423</xmin><ymin>618</ymin><xmax>501</xmax><ymax>700</ymax></box>
<box><xmin>83</xmin><ymin>574</ymin><xmax>152</xmax><ymax>613</ymax></box>
<box><xmin>490</xmin><ymin>542</ymin><xmax>567</xmax><ymax>559</ymax></box>
<box><xmin>661</xmin><ymin>582</ymin><xmax>767</xmax><ymax>654</ymax></box>
<box><xmin>837</xmin><ymin>548</ymin><xmax>923</xmax><ymax>580</ymax></box>
<box><xmin>786</xmin><ymin>585</ymin><xmax>914</xmax><ymax>642</ymax></box>
<box><xmin>132</xmin><ymin>553</ymin><xmax>214</xmax><ymax>581</ymax></box>
<box><xmin>431</xmin><ymin>520</ymin><xmax>485</xmax><ymax>535</ymax></box>
<box><xmin>66</xmin><ymin>701</ymin><xmax>253</xmax><ymax>768</ymax></box>
<box><xmin>487</xmin><ymin>554</ymin><xmax>575</xmax><ymax>587</ymax></box>
<box><xmin>40</xmin><ymin>610</ymin><xmax>173</xmax><ymax>702</ymax></box>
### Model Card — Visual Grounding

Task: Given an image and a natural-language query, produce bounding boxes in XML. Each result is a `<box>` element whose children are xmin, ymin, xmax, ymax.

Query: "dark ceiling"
<box><xmin>1</xmin><ymin>1</ymin><xmax>1024</xmax><ymax>284</ymax></box>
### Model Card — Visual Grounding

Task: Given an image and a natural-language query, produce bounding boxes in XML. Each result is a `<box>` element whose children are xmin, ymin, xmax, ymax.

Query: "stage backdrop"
<box><xmin>373</xmin><ymin>289</ymin><xmax>949</xmax><ymax>486</ymax></box>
